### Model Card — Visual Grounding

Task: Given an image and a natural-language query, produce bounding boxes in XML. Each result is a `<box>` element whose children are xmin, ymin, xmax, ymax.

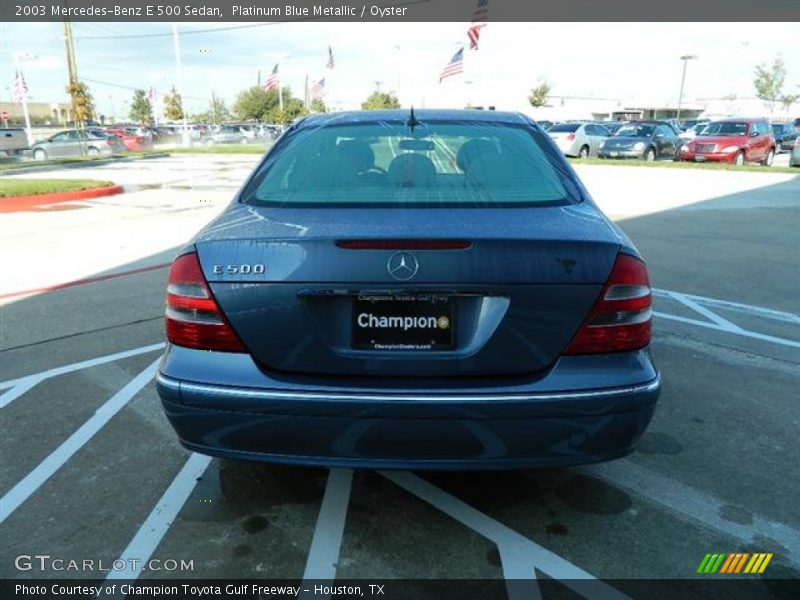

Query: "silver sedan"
<box><xmin>31</xmin><ymin>129</ymin><xmax>126</xmax><ymax>160</ymax></box>
<box><xmin>547</xmin><ymin>122</ymin><xmax>610</xmax><ymax>158</ymax></box>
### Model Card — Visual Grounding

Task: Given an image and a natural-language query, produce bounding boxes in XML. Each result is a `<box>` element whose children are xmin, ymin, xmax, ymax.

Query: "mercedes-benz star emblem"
<box><xmin>387</xmin><ymin>251</ymin><xmax>419</xmax><ymax>281</ymax></box>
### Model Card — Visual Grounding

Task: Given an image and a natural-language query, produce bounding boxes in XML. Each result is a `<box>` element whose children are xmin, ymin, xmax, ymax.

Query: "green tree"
<box><xmin>234</xmin><ymin>86</ymin><xmax>306</xmax><ymax>123</ymax></box>
<box><xmin>163</xmin><ymin>85</ymin><xmax>184</xmax><ymax>121</ymax></box>
<box><xmin>129</xmin><ymin>89</ymin><xmax>153</xmax><ymax>125</ymax></box>
<box><xmin>753</xmin><ymin>59</ymin><xmax>786</xmax><ymax>115</ymax></box>
<box><xmin>309</xmin><ymin>98</ymin><xmax>327</xmax><ymax>113</ymax></box>
<box><xmin>269</xmin><ymin>93</ymin><xmax>307</xmax><ymax>124</ymax></box>
<box><xmin>528</xmin><ymin>81</ymin><xmax>551</xmax><ymax>108</ymax></box>
<box><xmin>67</xmin><ymin>80</ymin><xmax>94</xmax><ymax>127</ymax></box>
<box><xmin>194</xmin><ymin>95</ymin><xmax>231</xmax><ymax>124</ymax></box>
<box><xmin>233</xmin><ymin>86</ymin><xmax>273</xmax><ymax>121</ymax></box>
<box><xmin>779</xmin><ymin>93</ymin><xmax>800</xmax><ymax>115</ymax></box>
<box><xmin>361</xmin><ymin>91</ymin><xmax>400</xmax><ymax>110</ymax></box>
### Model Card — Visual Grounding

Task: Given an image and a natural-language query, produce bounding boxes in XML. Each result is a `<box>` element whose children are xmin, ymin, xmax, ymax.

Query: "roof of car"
<box><xmin>297</xmin><ymin>109</ymin><xmax>533</xmax><ymax>128</ymax></box>
<box><xmin>711</xmin><ymin>117</ymin><xmax>761</xmax><ymax>122</ymax></box>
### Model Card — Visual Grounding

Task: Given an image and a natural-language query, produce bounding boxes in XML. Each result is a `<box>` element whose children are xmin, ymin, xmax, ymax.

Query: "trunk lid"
<box><xmin>195</xmin><ymin>204</ymin><xmax>621</xmax><ymax>377</ymax></box>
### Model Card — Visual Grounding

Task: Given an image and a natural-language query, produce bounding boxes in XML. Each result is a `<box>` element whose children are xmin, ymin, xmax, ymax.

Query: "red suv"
<box><xmin>679</xmin><ymin>118</ymin><xmax>776</xmax><ymax>166</ymax></box>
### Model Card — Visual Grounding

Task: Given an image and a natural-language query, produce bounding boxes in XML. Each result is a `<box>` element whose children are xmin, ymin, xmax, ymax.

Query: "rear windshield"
<box><xmin>703</xmin><ymin>122</ymin><xmax>748</xmax><ymax>136</ymax></box>
<box><xmin>241</xmin><ymin>121</ymin><xmax>573</xmax><ymax>207</ymax></box>
<box><xmin>616</xmin><ymin>124</ymin><xmax>654</xmax><ymax>137</ymax></box>
<box><xmin>548</xmin><ymin>124</ymin><xmax>580</xmax><ymax>133</ymax></box>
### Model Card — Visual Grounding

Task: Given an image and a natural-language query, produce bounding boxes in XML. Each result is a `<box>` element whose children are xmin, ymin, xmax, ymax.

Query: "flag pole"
<box><xmin>304</xmin><ymin>74</ymin><xmax>309</xmax><ymax>109</ymax></box>
<box><xmin>14</xmin><ymin>57</ymin><xmax>32</xmax><ymax>145</ymax></box>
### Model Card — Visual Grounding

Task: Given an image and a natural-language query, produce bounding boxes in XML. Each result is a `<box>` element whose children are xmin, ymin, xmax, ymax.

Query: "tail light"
<box><xmin>165</xmin><ymin>252</ymin><xmax>245</xmax><ymax>352</ymax></box>
<box><xmin>563</xmin><ymin>253</ymin><xmax>652</xmax><ymax>355</ymax></box>
<box><xmin>566</xmin><ymin>133</ymin><xmax>576</xmax><ymax>141</ymax></box>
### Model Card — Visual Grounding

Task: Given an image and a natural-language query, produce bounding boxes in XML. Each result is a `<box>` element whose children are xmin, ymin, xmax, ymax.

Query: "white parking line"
<box><xmin>0</xmin><ymin>359</ymin><xmax>159</xmax><ymax>524</ymax></box>
<box><xmin>383</xmin><ymin>471</ymin><xmax>630</xmax><ymax>600</ymax></box>
<box><xmin>669</xmin><ymin>293</ymin><xmax>744</xmax><ymax>332</ymax></box>
<box><xmin>654</xmin><ymin>289</ymin><xmax>800</xmax><ymax>325</ymax></box>
<box><xmin>0</xmin><ymin>342</ymin><xmax>164</xmax><ymax>394</ymax></box>
<box><xmin>103</xmin><ymin>453</ymin><xmax>212</xmax><ymax>582</ymax></box>
<box><xmin>654</xmin><ymin>311</ymin><xmax>800</xmax><ymax>349</ymax></box>
<box><xmin>299</xmin><ymin>469</ymin><xmax>354</xmax><ymax>599</ymax></box>
<box><xmin>0</xmin><ymin>377</ymin><xmax>43</xmax><ymax>410</ymax></box>
<box><xmin>583</xmin><ymin>460</ymin><xmax>800</xmax><ymax>568</ymax></box>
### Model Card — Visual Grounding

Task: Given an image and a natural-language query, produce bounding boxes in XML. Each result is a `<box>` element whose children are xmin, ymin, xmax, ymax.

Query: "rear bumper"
<box><xmin>597</xmin><ymin>149</ymin><xmax>642</xmax><ymax>159</ymax></box>
<box><xmin>156</xmin><ymin>349</ymin><xmax>660</xmax><ymax>470</ymax></box>
<box><xmin>679</xmin><ymin>150</ymin><xmax>736</xmax><ymax>163</ymax></box>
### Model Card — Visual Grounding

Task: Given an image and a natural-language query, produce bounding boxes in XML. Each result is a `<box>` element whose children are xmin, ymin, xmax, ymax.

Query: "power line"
<box><xmin>81</xmin><ymin>76</ymin><xmax>208</xmax><ymax>101</ymax></box>
<box><xmin>75</xmin><ymin>21</ymin><xmax>278</xmax><ymax>40</ymax></box>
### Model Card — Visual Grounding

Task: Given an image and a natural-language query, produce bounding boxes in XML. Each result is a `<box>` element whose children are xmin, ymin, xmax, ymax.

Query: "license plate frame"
<box><xmin>351</xmin><ymin>294</ymin><xmax>454</xmax><ymax>351</ymax></box>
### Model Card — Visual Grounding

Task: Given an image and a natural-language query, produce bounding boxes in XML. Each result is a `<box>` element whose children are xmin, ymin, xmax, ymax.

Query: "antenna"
<box><xmin>407</xmin><ymin>106</ymin><xmax>420</xmax><ymax>132</ymax></box>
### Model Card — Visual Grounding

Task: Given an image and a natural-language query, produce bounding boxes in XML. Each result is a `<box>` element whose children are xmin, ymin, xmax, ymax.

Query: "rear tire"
<box><xmin>761</xmin><ymin>148</ymin><xmax>775</xmax><ymax>167</ymax></box>
<box><xmin>734</xmin><ymin>151</ymin><xmax>745</xmax><ymax>166</ymax></box>
<box><xmin>643</xmin><ymin>147</ymin><xmax>656</xmax><ymax>162</ymax></box>
<box><xmin>33</xmin><ymin>148</ymin><xmax>47</xmax><ymax>161</ymax></box>
<box><xmin>579</xmin><ymin>145</ymin><xmax>590</xmax><ymax>159</ymax></box>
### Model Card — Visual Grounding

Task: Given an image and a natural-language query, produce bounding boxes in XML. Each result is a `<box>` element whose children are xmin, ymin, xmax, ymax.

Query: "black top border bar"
<box><xmin>3</xmin><ymin>0</ymin><xmax>800</xmax><ymax>22</ymax></box>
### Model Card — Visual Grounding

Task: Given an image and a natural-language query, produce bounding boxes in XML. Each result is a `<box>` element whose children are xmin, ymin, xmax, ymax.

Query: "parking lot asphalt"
<box><xmin>1</xmin><ymin>155</ymin><xmax>799</xmax><ymax>597</ymax></box>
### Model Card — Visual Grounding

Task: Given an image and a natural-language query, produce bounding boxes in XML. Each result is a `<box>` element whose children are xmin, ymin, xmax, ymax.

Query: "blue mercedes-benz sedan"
<box><xmin>156</xmin><ymin>109</ymin><xmax>660</xmax><ymax>470</ymax></box>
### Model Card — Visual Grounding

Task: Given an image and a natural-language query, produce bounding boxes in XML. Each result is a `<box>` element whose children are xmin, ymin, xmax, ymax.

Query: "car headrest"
<box><xmin>387</xmin><ymin>153</ymin><xmax>437</xmax><ymax>187</ymax></box>
<box><xmin>335</xmin><ymin>140</ymin><xmax>375</xmax><ymax>174</ymax></box>
<box><xmin>456</xmin><ymin>139</ymin><xmax>500</xmax><ymax>172</ymax></box>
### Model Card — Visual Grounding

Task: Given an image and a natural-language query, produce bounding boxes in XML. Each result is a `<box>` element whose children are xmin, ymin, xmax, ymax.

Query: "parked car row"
<box><xmin>541</xmin><ymin>117</ymin><xmax>797</xmax><ymax>167</ymax></box>
<box><xmin>544</xmin><ymin>120</ymin><xmax>681</xmax><ymax>161</ymax></box>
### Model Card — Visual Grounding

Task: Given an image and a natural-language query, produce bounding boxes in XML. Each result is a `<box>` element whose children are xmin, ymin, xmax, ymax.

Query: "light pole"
<box><xmin>172</xmin><ymin>23</ymin><xmax>190</xmax><ymax>147</ymax></box>
<box><xmin>676</xmin><ymin>54</ymin><xmax>697</xmax><ymax>124</ymax></box>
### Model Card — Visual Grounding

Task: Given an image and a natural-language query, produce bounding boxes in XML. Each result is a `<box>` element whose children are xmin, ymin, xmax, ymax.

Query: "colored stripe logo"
<box><xmin>697</xmin><ymin>552</ymin><xmax>773</xmax><ymax>574</ymax></box>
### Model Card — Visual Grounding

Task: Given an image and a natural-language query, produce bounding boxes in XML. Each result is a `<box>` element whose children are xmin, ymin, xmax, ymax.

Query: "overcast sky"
<box><xmin>1</xmin><ymin>21</ymin><xmax>798</xmax><ymax>117</ymax></box>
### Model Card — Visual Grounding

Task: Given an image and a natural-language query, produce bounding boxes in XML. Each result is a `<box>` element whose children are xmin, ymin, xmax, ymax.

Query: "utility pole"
<box><xmin>62</xmin><ymin>8</ymin><xmax>87</xmax><ymax>153</ymax></box>
<box><xmin>676</xmin><ymin>54</ymin><xmax>697</xmax><ymax>124</ymax></box>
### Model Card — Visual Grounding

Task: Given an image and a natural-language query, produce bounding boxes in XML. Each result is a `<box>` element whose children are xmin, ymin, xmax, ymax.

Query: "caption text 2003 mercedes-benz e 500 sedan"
<box><xmin>156</xmin><ymin>109</ymin><xmax>660</xmax><ymax>470</ymax></box>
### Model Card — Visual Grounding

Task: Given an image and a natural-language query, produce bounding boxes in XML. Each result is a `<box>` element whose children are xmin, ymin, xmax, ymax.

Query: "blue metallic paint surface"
<box><xmin>157</xmin><ymin>109</ymin><xmax>660</xmax><ymax>469</ymax></box>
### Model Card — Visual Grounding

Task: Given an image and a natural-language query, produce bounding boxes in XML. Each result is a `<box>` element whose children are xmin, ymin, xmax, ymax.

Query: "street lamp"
<box><xmin>171</xmin><ymin>24</ymin><xmax>191</xmax><ymax>147</ymax></box>
<box><xmin>676</xmin><ymin>54</ymin><xmax>698</xmax><ymax>124</ymax></box>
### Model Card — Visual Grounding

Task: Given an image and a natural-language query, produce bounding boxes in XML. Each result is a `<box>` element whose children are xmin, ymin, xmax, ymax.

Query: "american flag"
<box><xmin>468</xmin><ymin>0</ymin><xmax>488</xmax><ymax>50</ymax></box>
<box><xmin>264</xmin><ymin>64</ymin><xmax>280</xmax><ymax>92</ymax></box>
<box><xmin>326</xmin><ymin>46</ymin><xmax>335</xmax><ymax>69</ymax></box>
<box><xmin>13</xmin><ymin>69</ymin><xmax>28</xmax><ymax>102</ymax></box>
<box><xmin>439</xmin><ymin>47</ymin><xmax>464</xmax><ymax>83</ymax></box>
<box><xmin>310</xmin><ymin>78</ymin><xmax>326</xmax><ymax>101</ymax></box>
